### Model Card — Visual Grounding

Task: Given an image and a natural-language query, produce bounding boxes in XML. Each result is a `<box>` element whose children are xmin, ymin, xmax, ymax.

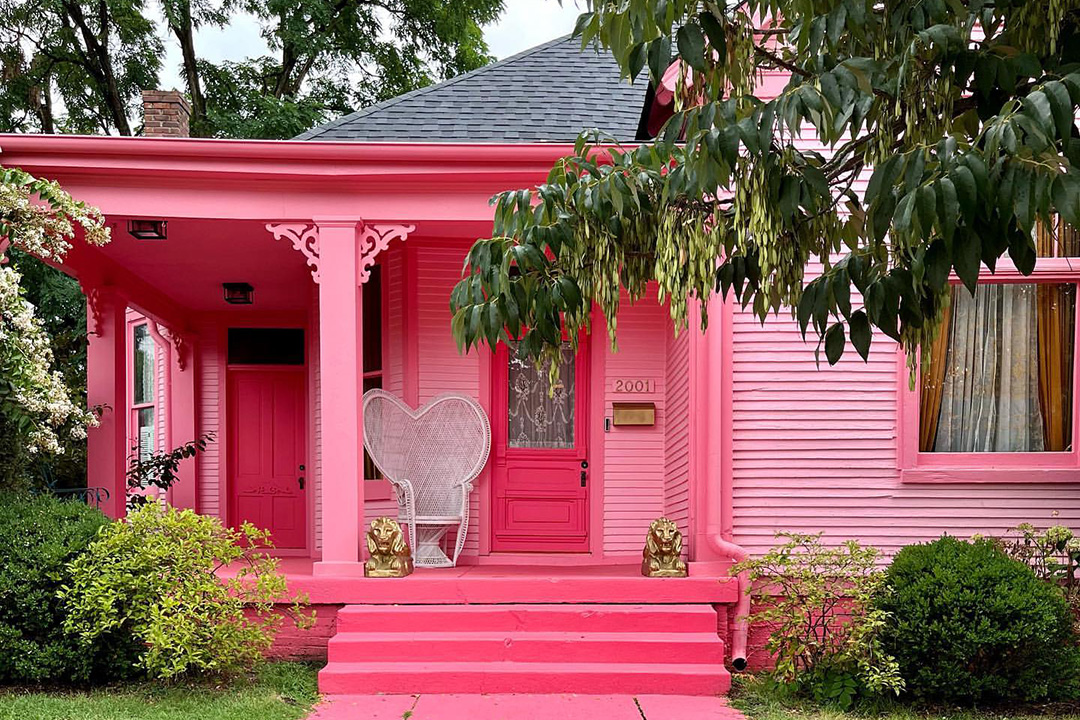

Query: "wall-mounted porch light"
<box><xmin>222</xmin><ymin>282</ymin><xmax>254</xmax><ymax>305</ymax></box>
<box><xmin>127</xmin><ymin>218</ymin><xmax>168</xmax><ymax>240</ymax></box>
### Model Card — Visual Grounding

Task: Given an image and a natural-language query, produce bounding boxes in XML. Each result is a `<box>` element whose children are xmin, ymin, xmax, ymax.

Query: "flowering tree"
<box><xmin>450</xmin><ymin>0</ymin><xmax>1080</xmax><ymax>376</ymax></box>
<box><xmin>0</xmin><ymin>166</ymin><xmax>109</xmax><ymax>475</ymax></box>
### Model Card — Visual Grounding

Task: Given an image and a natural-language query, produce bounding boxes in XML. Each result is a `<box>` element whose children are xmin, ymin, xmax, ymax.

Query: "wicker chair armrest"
<box><xmin>388</xmin><ymin>477</ymin><xmax>415</xmax><ymax>509</ymax></box>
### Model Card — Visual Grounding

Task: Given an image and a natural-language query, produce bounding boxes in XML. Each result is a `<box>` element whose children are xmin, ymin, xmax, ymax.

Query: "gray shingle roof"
<box><xmin>296</xmin><ymin>35</ymin><xmax>648</xmax><ymax>142</ymax></box>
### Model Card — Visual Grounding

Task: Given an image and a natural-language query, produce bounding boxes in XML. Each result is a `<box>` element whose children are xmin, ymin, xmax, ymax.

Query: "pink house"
<box><xmin>3</xmin><ymin>36</ymin><xmax>1079</xmax><ymax>696</ymax></box>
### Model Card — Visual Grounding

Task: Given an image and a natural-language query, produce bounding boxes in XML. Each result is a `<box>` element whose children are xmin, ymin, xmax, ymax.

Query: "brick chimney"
<box><xmin>141</xmin><ymin>90</ymin><xmax>191</xmax><ymax>137</ymax></box>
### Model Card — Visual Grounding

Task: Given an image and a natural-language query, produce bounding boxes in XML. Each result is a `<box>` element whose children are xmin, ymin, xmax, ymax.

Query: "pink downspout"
<box><xmin>703</xmin><ymin>296</ymin><xmax>750</xmax><ymax>670</ymax></box>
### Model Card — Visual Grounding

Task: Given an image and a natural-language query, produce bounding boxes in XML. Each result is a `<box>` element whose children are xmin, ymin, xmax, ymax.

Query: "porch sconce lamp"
<box><xmin>127</xmin><ymin>219</ymin><xmax>168</xmax><ymax>240</ymax></box>
<box><xmin>222</xmin><ymin>282</ymin><xmax>254</xmax><ymax>305</ymax></box>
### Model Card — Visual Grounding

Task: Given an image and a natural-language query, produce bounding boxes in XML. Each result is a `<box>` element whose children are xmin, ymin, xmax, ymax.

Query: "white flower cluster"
<box><xmin>1</xmin><ymin>167</ymin><xmax>109</xmax><ymax>455</ymax></box>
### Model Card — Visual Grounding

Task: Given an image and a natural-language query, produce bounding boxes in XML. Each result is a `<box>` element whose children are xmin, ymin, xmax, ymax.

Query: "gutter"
<box><xmin>702</xmin><ymin>295</ymin><xmax>751</xmax><ymax>671</ymax></box>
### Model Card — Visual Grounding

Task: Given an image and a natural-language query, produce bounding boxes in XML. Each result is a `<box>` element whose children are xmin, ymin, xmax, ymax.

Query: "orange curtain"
<box><xmin>919</xmin><ymin>296</ymin><xmax>953</xmax><ymax>452</ymax></box>
<box><xmin>1036</xmin><ymin>220</ymin><xmax>1077</xmax><ymax>451</ymax></box>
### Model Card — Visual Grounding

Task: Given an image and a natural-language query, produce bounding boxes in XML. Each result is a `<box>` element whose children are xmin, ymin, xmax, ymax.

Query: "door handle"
<box><xmin>580</xmin><ymin>470</ymin><xmax>587</xmax><ymax>487</ymax></box>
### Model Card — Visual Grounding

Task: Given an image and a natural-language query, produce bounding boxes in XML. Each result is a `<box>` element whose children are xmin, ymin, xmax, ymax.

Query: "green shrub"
<box><xmin>0</xmin><ymin>493</ymin><xmax>140</xmax><ymax>683</ymax></box>
<box><xmin>60</xmin><ymin>503</ymin><xmax>313</xmax><ymax>679</ymax></box>
<box><xmin>879</xmin><ymin>535</ymin><xmax>1080</xmax><ymax>704</ymax></box>
<box><xmin>733</xmin><ymin>532</ymin><xmax>903</xmax><ymax>710</ymax></box>
<box><xmin>997</xmin><ymin>523</ymin><xmax>1080</xmax><ymax>633</ymax></box>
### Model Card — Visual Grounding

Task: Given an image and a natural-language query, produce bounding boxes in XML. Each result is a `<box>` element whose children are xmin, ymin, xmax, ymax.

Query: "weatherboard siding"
<box><xmin>728</xmin><ymin>307</ymin><xmax>1080</xmax><ymax>558</ymax></box>
<box><xmin>602</xmin><ymin>294</ymin><xmax>669</xmax><ymax>555</ymax></box>
<box><xmin>414</xmin><ymin>239</ymin><xmax>482</xmax><ymax>558</ymax></box>
<box><xmin>664</xmin><ymin>325</ymin><xmax>692</xmax><ymax>555</ymax></box>
<box><xmin>195</xmin><ymin>321</ymin><xmax>222</xmax><ymax>520</ymax></box>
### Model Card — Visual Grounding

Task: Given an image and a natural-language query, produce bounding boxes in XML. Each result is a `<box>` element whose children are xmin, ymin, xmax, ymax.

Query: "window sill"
<box><xmin>901</xmin><ymin>467</ymin><xmax>1080</xmax><ymax>483</ymax></box>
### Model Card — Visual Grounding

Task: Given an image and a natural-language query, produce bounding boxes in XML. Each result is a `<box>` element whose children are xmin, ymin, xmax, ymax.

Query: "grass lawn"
<box><xmin>730</xmin><ymin>676</ymin><xmax>1080</xmax><ymax>720</ymax></box>
<box><xmin>0</xmin><ymin>662</ymin><xmax>320</xmax><ymax>720</ymax></box>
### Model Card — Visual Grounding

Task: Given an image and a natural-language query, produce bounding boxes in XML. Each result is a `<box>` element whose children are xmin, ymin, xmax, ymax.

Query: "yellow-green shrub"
<box><xmin>61</xmin><ymin>503</ymin><xmax>312</xmax><ymax>679</ymax></box>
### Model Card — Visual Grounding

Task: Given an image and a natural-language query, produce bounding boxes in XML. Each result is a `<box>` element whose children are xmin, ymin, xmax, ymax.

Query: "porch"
<box><xmin>226</xmin><ymin>559</ymin><xmax>740</xmax><ymax>605</ymax></box>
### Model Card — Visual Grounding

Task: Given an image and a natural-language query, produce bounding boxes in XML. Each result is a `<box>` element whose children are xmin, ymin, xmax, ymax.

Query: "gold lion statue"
<box><xmin>364</xmin><ymin>517</ymin><xmax>413</xmax><ymax>578</ymax></box>
<box><xmin>641</xmin><ymin>517</ymin><xmax>687</xmax><ymax>577</ymax></box>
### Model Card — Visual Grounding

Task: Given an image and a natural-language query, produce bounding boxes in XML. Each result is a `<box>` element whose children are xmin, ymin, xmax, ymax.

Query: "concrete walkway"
<box><xmin>306</xmin><ymin>694</ymin><xmax>745</xmax><ymax>720</ymax></box>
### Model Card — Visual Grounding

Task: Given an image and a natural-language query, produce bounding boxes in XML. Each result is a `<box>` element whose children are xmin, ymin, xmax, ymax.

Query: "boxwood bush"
<box><xmin>878</xmin><ymin>536</ymin><xmax>1080</xmax><ymax>704</ymax></box>
<box><xmin>0</xmin><ymin>493</ymin><xmax>140</xmax><ymax>683</ymax></box>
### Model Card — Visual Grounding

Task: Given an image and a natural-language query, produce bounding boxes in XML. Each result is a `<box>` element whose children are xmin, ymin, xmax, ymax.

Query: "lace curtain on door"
<box><xmin>508</xmin><ymin>343</ymin><xmax>575</xmax><ymax>449</ymax></box>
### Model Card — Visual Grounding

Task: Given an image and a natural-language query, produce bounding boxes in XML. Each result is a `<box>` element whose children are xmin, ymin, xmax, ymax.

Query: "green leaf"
<box><xmin>824</xmin><ymin>322</ymin><xmax>845</xmax><ymax>365</ymax></box>
<box><xmin>1044</xmin><ymin>81</ymin><xmax>1074</xmax><ymax>142</ymax></box>
<box><xmin>677</xmin><ymin>23</ymin><xmax>707</xmax><ymax>72</ymax></box>
<box><xmin>849</xmin><ymin>310</ymin><xmax>871</xmax><ymax>361</ymax></box>
<box><xmin>917</xmin><ymin>184</ymin><xmax>937</xmax><ymax>238</ymax></box>
<box><xmin>1013</xmin><ymin>166</ymin><xmax>1034</xmax><ymax>233</ymax></box>
<box><xmin>797</xmin><ymin>284</ymin><xmax>817</xmax><ymax>337</ymax></box>
<box><xmin>904</xmin><ymin>150</ymin><xmax>926</xmax><ymax>192</ymax></box>
<box><xmin>1052</xmin><ymin>173</ymin><xmax>1080</xmax><ymax>228</ymax></box>
<box><xmin>951</xmin><ymin>165</ymin><xmax>977</xmax><ymax>222</ymax></box>
<box><xmin>699</xmin><ymin>11</ymin><xmax>726</xmax><ymax>59</ymax></box>
<box><xmin>871</xmin><ymin>191</ymin><xmax>897</xmax><ymax>241</ymax></box>
<box><xmin>953</xmin><ymin>229</ymin><xmax>981</xmax><ymax>295</ymax></box>
<box><xmin>833</xmin><ymin>274</ymin><xmax>851</xmax><ymax>318</ymax></box>
<box><xmin>937</xmin><ymin>177</ymin><xmax>959</xmax><ymax>242</ymax></box>
<box><xmin>1008</xmin><ymin>227</ymin><xmax>1037</xmax><ymax>275</ymax></box>
<box><xmin>1024</xmin><ymin>90</ymin><xmax>1054</xmax><ymax>136</ymax></box>
<box><xmin>627</xmin><ymin>43</ymin><xmax>648</xmax><ymax>82</ymax></box>
<box><xmin>648</xmin><ymin>36</ymin><xmax>672</xmax><ymax>83</ymax></box>
<box><xmin>925</xmin><ymin>239</ymin><xmax>951</xmax><ymax>290</ymax></box>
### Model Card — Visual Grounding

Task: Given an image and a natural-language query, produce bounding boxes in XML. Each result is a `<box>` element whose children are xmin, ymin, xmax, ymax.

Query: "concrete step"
<box><xmin>327</xmin><ymin>630</ymin><xmax>726</xmax><ymax>664</ymax></box>
<box><xmin>334</xmin><ymin>603</ymin><xmax>719</xmax><ymax>634</ymax></box>
<box><xmin>318</xmin><ymin>660</ymin><xmax>732</xmax><ymax>695</ymax></box>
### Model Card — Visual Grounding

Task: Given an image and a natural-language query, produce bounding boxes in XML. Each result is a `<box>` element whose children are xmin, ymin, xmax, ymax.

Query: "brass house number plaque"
<box><xmin>613</xmin><ymin>379</ymin><xmax>656</xmax><ymax>393</ymax></box>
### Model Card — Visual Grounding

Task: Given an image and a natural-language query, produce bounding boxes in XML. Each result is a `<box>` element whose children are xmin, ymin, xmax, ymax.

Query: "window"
<box><xmin>363</xmin><ymin>265</ymin><xmax>383</xmax><ymax>480</ymax></box>
<box><xmin>902</xmin><ymin>219</ymin><xmax>1080</xmax><ymax>480</ymax></box>
<box><xmin>227</xmin><ymin>328</ymin><xmax>304</xmax><ymax>365</ymax></box>
<box><xmin>920</xmin><ymin>283</ymin><xmax>1075</xmax><ymax>453</ymax></box>
<box><xmin>132</xmin><ymin>323</ymin><xmax>156</xmax><ymax>462</ymax></box>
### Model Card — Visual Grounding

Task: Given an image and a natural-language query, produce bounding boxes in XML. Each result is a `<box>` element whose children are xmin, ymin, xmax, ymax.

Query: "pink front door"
<box><xmin>228</xmin><ymin>368</ymin><xmax>306</xmax><ymax>550</ymax></box>
<box><xmin>492</xmin><ymin>341</ymin><xmax>590</xmax><ymax>553</ymax></box>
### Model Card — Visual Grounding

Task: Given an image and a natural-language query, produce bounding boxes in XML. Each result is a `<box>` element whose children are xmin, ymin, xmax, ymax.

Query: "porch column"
<box><xmin>313</xmin><ymin>219</ymin><xmax>365</xmax><ymax>576</ymax></box>
<box><xmin>86</xmin><ymin>287</ymin><xmax>128</xmax><ymax>519</ymax></box>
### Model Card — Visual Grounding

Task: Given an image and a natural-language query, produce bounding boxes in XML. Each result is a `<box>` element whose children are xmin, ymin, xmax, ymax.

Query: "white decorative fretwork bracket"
<box><xmin>266</xmin><ymin>223</ymin><xmax>321</xmax><ymax>283</ymax></box>
<box><xmin>266</xmin><ymin>221</ymin><xmax>416</xmax><ymax>285</ymax></box>
<box><xmin>358</xmin><ymin>224</ymin><xmax>415</xmax><ymax>283</ymax></box>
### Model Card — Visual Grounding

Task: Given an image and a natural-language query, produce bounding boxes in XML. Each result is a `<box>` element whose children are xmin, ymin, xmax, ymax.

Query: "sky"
<box><xmin>159</xmin><ymin>0</ymin><xmax>585</xmax><ymax>91</ymax></box>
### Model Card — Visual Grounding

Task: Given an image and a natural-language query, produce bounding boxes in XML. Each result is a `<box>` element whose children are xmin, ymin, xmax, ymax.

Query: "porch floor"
<box><xmin>244</xmin><ymin>559</ymin><xmax>739</xmax><ymax>605</ymax></box>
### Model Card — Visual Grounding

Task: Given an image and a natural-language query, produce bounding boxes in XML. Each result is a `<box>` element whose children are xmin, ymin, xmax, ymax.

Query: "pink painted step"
<box><xmin>319</xmin><ymin>604</ymin><xmax>730</xmax><ymax>696</ymax></box>
<box><xmin>334</xmin><ymin>603</ymin><xmax>719</xmax><ymax>634</ymax></box>
<box><xmin>319</xmin><ymin>660</ymin><xmax>731</xmax><ymax>695</ymax></box>
<box><xmin>328</xmin><ymin>631</ymin><xmax>726</xmax><ymax>664</ymax></box>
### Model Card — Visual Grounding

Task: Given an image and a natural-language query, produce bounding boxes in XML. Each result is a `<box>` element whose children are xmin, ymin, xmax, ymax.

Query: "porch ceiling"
<box><xmin>99</xmin><ymin>216</ymin><xmax>312</xmax><ymax>313</ymax></box>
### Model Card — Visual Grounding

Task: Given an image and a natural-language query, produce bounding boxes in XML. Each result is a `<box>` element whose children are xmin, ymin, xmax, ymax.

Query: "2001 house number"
<box><xmin>614</xmin><ymin>379</ymin><xmax>655</xmax><ymax>393</ymax></box>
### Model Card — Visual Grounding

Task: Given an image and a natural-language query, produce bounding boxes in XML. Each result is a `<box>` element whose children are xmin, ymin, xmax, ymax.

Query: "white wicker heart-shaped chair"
<box><xmin>361</xmin><ymin>390</ymin><xmax>491</xmax><ymax>567</ymax></box>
